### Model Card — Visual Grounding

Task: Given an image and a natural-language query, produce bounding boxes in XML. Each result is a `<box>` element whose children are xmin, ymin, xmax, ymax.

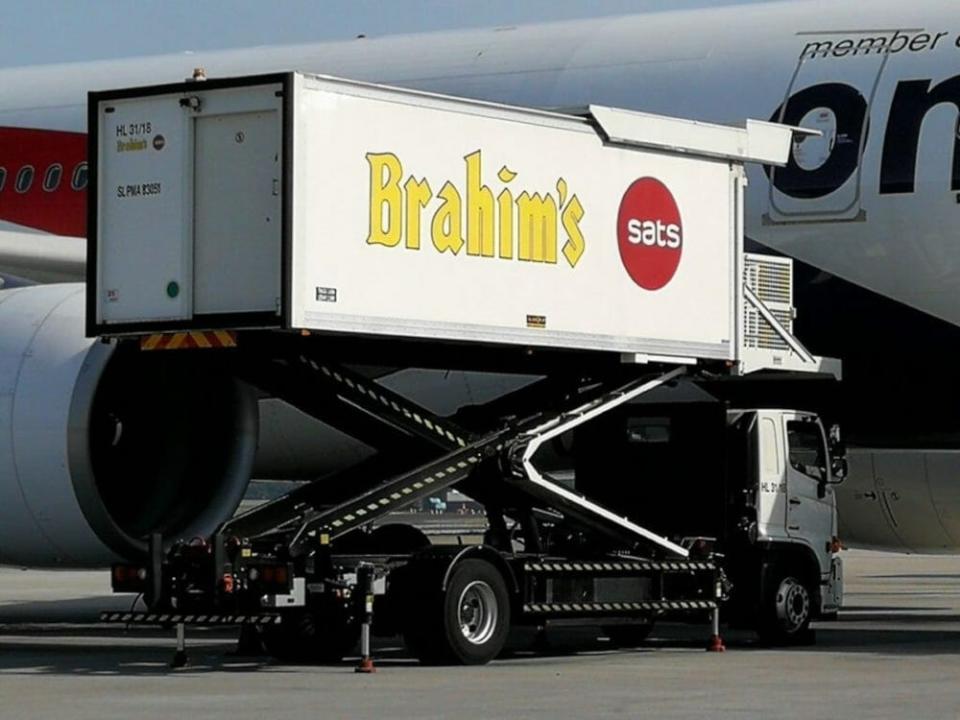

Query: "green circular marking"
<box><xmin>166</xmin><ymin>281</ymin><xmax>180</xmax><ymax>299</ymax></box>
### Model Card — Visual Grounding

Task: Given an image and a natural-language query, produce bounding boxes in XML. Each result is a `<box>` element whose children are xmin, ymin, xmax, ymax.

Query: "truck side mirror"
<box><xmin>829</xmin><ymin>423</ymin><xmax>842</xmax><ymax>445</ymax></box>
<box><xmin>828</xmin><ymin>424</ymin><xmax>847</xmax><ymax>484</ymax></box>
<box><xmin>830</xmin><ymin>456</ymin><xmax>848</xmax><ymax>483</ymax></box>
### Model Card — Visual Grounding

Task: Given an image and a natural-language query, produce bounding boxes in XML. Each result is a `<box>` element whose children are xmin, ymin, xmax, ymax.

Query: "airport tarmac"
<box><xmin>1</xmin><ymin>549</ymin><xmax>959</xmax><ymax>719</ymax></box>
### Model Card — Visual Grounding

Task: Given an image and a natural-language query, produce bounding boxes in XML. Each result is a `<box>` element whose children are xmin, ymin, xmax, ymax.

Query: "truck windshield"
<box><xmin>787</xmin><ymin>421</ymin><xmax>825</xmax><ymax>481</ymax></box>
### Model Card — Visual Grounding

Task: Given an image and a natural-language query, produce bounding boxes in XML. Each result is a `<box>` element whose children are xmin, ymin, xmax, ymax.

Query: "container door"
<box><xmin>96</xmin><ymin>96</ymin><xmax>193</xmax><ymax>325</ymax></box>
<box><xmin>193</xmin><ymin>110</ymin><xmax>281</xmax><ymax>316</ymax></box>
<box><xmin>784</xmin><ymin>416</ymin><xmax>834</xmax><ymax>573</ymax></box>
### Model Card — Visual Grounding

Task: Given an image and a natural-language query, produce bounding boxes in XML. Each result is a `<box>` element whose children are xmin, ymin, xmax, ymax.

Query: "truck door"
<box><xmin>784</xmin><ymin>415</ymin><xmax>834</xmax><ymax>572</ymax></box>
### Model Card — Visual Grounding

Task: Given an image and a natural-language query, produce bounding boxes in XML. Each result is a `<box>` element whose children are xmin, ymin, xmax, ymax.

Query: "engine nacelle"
<box><xmin>0</xmin><ymin>284</ymin><xmax>258</xmax><ymax>566</ymax></box>
<box><xmin>838</xmin><ymin>449</ymin><xmax>960</xmax><ymax>553</ymax></box>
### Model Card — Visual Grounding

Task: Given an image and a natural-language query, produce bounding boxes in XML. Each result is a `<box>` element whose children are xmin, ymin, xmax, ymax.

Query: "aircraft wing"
<box><xmin>0</xmin><ymin>224</ymin><xmax>85</xmax><ymax>284</ymax></box>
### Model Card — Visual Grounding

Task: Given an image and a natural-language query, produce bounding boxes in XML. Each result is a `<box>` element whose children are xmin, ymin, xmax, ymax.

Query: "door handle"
<box><xmin>789</xmin><ymin>497</ymin><xmax>802</xmax><ymax>505</ymax></box>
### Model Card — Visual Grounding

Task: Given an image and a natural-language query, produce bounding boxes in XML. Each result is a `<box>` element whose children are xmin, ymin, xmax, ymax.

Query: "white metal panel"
<box><xmin>290</xmin><ymin>74</ymin><xmax>737</xmax><ymax>359</ymax></box>
<box><xmin>97</xmin><ymin>96</ymin><xmax>192</xmax><ymax>323</ymax></box>
<box><xmin>590</xmin><ymin>106</ymin><xmax>804</xmax><ymax>166</ymax></box>
<box><xmin>194</xmin><ymin>109</ymin><xmax>282</xmax><ymax>315</ymax></box>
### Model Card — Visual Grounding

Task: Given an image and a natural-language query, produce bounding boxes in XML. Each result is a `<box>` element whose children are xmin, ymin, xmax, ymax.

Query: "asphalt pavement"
<box><xmin>1</xmin><ymin>550</ymin><xmax>959</xmax><ymax>719</ymax></box>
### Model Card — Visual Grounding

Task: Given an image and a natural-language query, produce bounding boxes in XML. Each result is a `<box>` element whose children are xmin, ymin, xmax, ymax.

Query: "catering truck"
<box><xmin>89</xmin><ymin>72</ymin><xmax>844</xmax><ymax>665</ymax></box>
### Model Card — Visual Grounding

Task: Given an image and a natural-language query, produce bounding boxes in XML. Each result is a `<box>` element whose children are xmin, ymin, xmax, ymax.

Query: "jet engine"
<box><xmin>0</xmin><ymin>284</ymin><xmax>258</xmax><ymax>566</ymax></box>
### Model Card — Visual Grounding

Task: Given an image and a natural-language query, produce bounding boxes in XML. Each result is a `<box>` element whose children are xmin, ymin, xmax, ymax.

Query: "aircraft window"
<box><xmin>0</xmin><ymin>167</ymin><xmax>5</xmax><ymax>192</ymax></box>
<box><xmin>15</xmin><ymin>166</ymin><xmax>34</xmax><ymax>193</ymax></box>
<box><xmin>71</xmin><ymin>162</ymin><xmax>88</xmax><ymax>191</ymax></box>
<box><xmin>43</xmin><ymin>163</ymin><xmax>63</xmax><ymax>192</ymax></box>
<box><xmin>787</xmin><ymin>421</ymin><xmax>826</xmax><ymax>481</ymax></box>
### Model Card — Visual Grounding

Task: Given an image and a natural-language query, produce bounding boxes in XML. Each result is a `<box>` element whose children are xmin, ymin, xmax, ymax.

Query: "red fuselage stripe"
<box><xmin>0</xmin><ymin>127</ymin><xmax>87</xmax><ymax>237</ymax></box>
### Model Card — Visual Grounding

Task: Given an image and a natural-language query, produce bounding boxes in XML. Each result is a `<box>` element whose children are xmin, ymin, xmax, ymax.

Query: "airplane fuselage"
<box><xmin>4</xmin><ymin>0</ymin><xmax>960</xmax><ymax>553</ymax></box>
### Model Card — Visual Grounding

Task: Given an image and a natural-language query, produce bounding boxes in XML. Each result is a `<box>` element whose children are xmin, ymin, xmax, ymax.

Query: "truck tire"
<box><xmin>404</xmin><ymin>559</ymin><xmax>510</xmax><ymax>665</ymax></box>
<box><xmin>758</xmin><ymin>568</ymin><xmax>815</xmax><ymax>645</ymax></box>
<box><xmin>260</xmin><ymin>608</ymin><xmax>357</xmax><ymax>663</ymax></box>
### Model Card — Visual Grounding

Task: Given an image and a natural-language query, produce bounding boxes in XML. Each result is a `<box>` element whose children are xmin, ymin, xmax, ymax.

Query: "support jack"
<box><xmin>706</xmin><ymin>596</ymin><xmax>726</xmax><ymax>653</ymax></box>
<box><xmin>170</xmin><ymin>622</ymin><xmax>189</xmax><ymax>668</ymax></box>
<box><xmin>355</xmin><ymin>563</ymin><xmax>376</xmax><ymax>674</ymax></box>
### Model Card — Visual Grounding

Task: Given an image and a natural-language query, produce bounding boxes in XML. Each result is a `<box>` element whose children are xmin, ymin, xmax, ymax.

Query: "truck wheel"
<box><xmin>260</xmin><ymin>609</ymin><xmax>357</xmax><ymax>663</ymax></box>
<box><xmin>603</xmin><ymin>622</ymin><xmax>654</xmax><ymax>647</ymax></box>
<box><xmin>404</xmin><ymin>559</ymin><xmax>510</xmax><ymax>665</ymax></box>
<box><xmin>758</xmin><ymin>570</ymin><xmax>815</xmax><ymax>645</ymax></box>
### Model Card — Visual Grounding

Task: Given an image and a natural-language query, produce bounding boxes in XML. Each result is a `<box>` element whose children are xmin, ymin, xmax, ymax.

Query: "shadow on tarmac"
<box><xmin>2</xmin><ymin>605</ymin><xmax>960</xmax><ymax>677</ymax></box>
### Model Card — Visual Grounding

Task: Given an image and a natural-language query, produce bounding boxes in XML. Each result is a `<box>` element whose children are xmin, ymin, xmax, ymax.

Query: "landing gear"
<box><xmin>404</xmin><ymin>559</ymin><xmax>511</xmax><ymax>665</ymax></box>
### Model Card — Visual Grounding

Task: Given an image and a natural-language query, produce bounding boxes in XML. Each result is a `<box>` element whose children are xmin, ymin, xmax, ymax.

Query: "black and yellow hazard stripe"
<box><xmin>522</xmin><ymin>600</ymin><xmax>716</xmax><ymax>616</ymax></box>
<box><xmin>100</xmin><ymin>611</ymin><xmax>279</xmax><ymax>625</ymax></box>
<box><xmin>140</xmin><ymin>330</ymin><xmax>237</xmax><ymax>351</ymax></box>
<box><xmin>293</xmin><ymin>357</ymin><xmax>472</xmax><ymax>449</ymax></box>
<box><xmin>524</xmin><ymin>560</ymin><xmax>716</xmax><ymax>573</ymax></box>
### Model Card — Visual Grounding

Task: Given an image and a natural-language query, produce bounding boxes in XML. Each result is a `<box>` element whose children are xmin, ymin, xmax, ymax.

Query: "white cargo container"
<box><xmin>89</xmin><ymin>72</ymin><xmax>827</xmax><ymax>373</ymax></box>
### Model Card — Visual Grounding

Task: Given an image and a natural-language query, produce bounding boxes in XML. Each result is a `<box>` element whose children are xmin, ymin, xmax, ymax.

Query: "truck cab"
<box><xmin>574</xmin><ymin>397</ymin><xmax>844</xmax><ymax>643</ymax></box>
<box><xmin>729</xmin><ymin>409</ymin><xmax>844</xmax><ymax>638</ymax></box>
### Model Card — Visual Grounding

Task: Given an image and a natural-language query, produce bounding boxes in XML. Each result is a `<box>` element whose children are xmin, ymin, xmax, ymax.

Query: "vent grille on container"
<box><xmin>743</xmin><ymin>254</ymin><xmax>794</xmax><ymax>351</ymax></box>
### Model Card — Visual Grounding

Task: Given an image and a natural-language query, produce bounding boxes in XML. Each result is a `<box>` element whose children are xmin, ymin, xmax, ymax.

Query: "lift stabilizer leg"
<box><xmin>355</xmin><ymin>563</ymin><xmax>376</xmax><ymax>673</ymax></box>
<box><xmin>706</xmin><ymin>578</ymin><xmax>726</xmax><ymax>652</ymax></box>
<box><xmin>170</xmin><ymin>622</ymin><xmax>188</xmax><ymax>668</ymax></box>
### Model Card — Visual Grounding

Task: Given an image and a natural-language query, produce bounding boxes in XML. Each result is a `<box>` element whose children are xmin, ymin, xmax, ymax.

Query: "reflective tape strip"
<box><xmin>140</xmin><ymin>331</ymin><xmax>237</xmax><ymax>351</ymax></box>
<box><xmin>100</xmin><ymin>611</ymin><xmax>281</xmax><ymax>625</ymax></box>
<box><xmin>524</xmin><ymin>560</ymin><xmax>715</xmax><ymax>574</ymax></box>
<box><xmin>217</xmin><ymin>331</ymin><xmax>237</xmax><ymax>347</ymax></box>
<box><xmin>140</xmin><ymin>334</ymin><xmax>163</xmax><ymax>351</ymax></box>
<box><xmin>322</xmin><ymin>447</ymin><xmax>487</xmax><ymax>533</ymax></box>
<box><xmin>308</xmin><ymin>363</ymin><xmax>471</xmax><ymax>447</ymax></box>
<box><xmin>521</xmin><ymin>600</ymin><xmax>716</xmax><ymax>615</ymax></box>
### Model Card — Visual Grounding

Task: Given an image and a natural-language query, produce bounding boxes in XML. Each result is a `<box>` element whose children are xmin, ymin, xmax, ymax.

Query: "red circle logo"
<box><xmin>617</xmin><ymin>177</ymin><xmax>683</xmax><ymax>290</ymax></box>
